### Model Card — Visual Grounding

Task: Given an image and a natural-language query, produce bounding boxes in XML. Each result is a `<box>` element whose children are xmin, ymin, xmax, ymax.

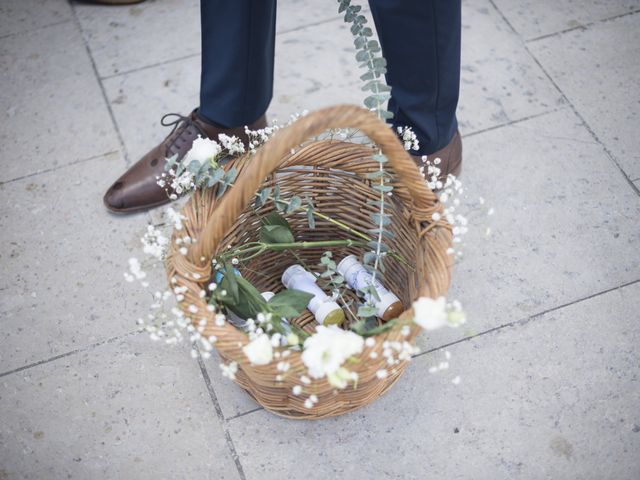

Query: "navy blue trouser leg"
<box><xmin>198</xmin><ymin>0</ymin><xmax>277</xmax><ymax>128</ymax></box>
<box><xmin>198</xmin><ymin>0</ymin><xmax>460</xmax><ymax>155</ymax></box>
<box><xmin>368</xmin><ymin>0</ymin><xmax>461</xmax><ymax>155</ymax></box>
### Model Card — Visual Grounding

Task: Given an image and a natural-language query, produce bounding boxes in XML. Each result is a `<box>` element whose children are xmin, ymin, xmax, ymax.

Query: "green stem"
<box><xmin>220</xmin><ymin>239</ymin><xmax>367</xmax><ymax>263</ymax></box>
<box><xmin>262</xmin><ymin>195</ymin><xmax>413</xmax><ymax>270</ymax></box>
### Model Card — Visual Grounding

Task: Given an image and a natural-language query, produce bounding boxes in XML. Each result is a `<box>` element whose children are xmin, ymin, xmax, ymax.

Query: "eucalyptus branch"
<box><xmin>339</xmin><ymin>0</ymin><xmax>396</xmax><ymax>302</ymax></box>
<box><xmin>218</xmin><ymin>239</ymin><xmax>368</xmax><ymax>264</ymax></box>
<box><xmin>255</xmin><ymin>192</ymin><xmax>413</xmax><ymax>270</ymax></box>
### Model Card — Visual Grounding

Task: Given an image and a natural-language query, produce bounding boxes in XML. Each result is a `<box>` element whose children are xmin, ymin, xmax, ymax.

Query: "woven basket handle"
<box><xmin>191</xmin><ymin>104</ymin><xmax>436</xmax><ymax>264</ymax></box>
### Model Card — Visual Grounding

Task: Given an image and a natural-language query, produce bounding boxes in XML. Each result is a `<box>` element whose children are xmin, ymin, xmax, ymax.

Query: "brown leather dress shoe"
<box><xmin>104</xmin><ymin>110</ymin><xmax>267</xmax><ymax>214</ymax></box>
<box><xmin>411</xmin><ymin>130</ymin><xmax>462</xmax><ymax>191</ymax></box>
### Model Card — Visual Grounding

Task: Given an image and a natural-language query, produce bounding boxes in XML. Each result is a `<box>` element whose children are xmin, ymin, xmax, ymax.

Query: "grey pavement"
<box><xmin>1</xmin><ymin>1</ymin><xmax>639</xmax><ymax>479</ymax></box>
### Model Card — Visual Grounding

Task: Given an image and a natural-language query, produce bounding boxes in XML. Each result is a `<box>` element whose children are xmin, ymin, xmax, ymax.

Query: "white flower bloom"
<box><xmin>183</xmin><ymin>135</ymin><xmax>221</xmax><ymax>166</ymax></box>
<box><xmin>301</xmin><ymin>325</ymin><xmax>364</xmax><ymax>379</ymax></box>
<box><xmin>242</xmin><ymin>334</ymin><xmax>273</xmax><ymax>365</ymax></box>
<box><xmin>292</xmin><ymin>385</ymin><xmax>302</xmax><ymax>395</ymax></box>
<box><xmin>412</xmin><ymin>296</ymin><xmax>447</xmax><ymax>330</ymax></box>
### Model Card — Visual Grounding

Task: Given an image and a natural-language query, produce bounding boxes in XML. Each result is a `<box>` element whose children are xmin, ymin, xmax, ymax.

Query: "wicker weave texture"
<box><xmin>165</xmin><ymin>105</ymin><xmax>453</xmax><ymax>419</ymax></box>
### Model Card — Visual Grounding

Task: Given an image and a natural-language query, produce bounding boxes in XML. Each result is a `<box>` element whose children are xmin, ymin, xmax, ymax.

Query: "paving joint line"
<box><xmin>488</xmin><ymin>0</ymin><xmax>640</xmax><ymax>197</ymax></box>
<box><xmin>526</xmin><ymin>9</ymin><xmax>640</xmax><ymax>43</ymax></box>
<box><xmin>414</xmin><ymin>277</ymin><xmax>640</xmax><ymax>359</ymax></box>
<box><xmin>99</xmin><ymin>52</ymin><xmax>201</xmax><ymax>81</ymax></box>
<box><xmin>226</xmin><ymin>407</ymin><xmax>264</xmax><ymax>422</ymax></box>
<box><xmin>0</xmin><ymin>150</ymin><xmax>119</xmax><ymax>186</ymax></box>
<box><xmin>0</xmin><ymin>329</ymin><xmax>141</xmax><ymax>379</ymax></box>
<box><xmin>197</xmin><ymin>355</ymin><xmax>247</xmax><ymax>480</ymax></box>
<box><xmin>69</xmin><ymin>2</ymin><xmax>130</xmax><ymax>167</ymax></box>
<box><xmin>521</xmin><ymin>44</ymin><xmax>640</xmax><ymax>197</ymax></box>
<box><xmin>462</xmin><ymin>106</ymin><xmax>568</xmax><ymax>139</ymax></box>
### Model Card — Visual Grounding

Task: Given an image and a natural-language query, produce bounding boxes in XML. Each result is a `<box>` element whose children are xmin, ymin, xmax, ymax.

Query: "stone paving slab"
<box><xmin>74</xmin><ymin>0</ymin><xmax>201</xmax><ymax>79</ymax></box>
<box><xmin>528</xmin><ymin>12</ymin><xmax>640</xmax><ymax>181</ymax></box>
<box><xmin>226</xmin><ymin>281</ymin><xmax>640</xmax><ymax>480</ymax></box>
<box><xmin>0</xmin><ymin>334</ymin><xmax>241</xmax><ymax>480</ymax></box>
<box><xmin>416</xmin><ymin>107</ymin><xmax>640</xmax><ymax>352</ymax></box>
<box><xmin>0</xmin><ymin>153</ymin><xmax>155</xmax><ymax>373</ymax></box>
<box><xmin>457</xmin><ymin>0</ymin><xmax>565</xmax><ymax>133</ymax></box>
<box><xmin>0</xmin><ymin>0</ymin><xmax>73</xmax><ymax>38</ymax></box>
<box><xmin>0</xmin><ymin>20</ymin><xmax>119</xmax><ymax>183</ymax></box>
<box><xmin>491</xmin><ymin>0</ymin><xmax>640</xmax><ymax>40</ymax></box>
<box><xmin>75</xmin><ymin>0</ymin><xmax>358</xmax><ymax>79</ymax></box>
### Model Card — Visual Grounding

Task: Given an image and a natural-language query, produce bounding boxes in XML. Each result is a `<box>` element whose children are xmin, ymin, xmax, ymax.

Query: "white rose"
<box><xmin>183</xmin><ymin>135</ymin><xmax>221</xmax><ymax>167</ymax></box>
<box><xmin>302</xmin><ymin>325</ymin><xmax>364</xmax><ymax>379</ymax></box>
<box><xmin>242</xmin><ymin>334</ymin><xmax>273</xmax><ymax>365</ymax></box>
<box><xmin>412</xmin><ymin>296</ymin><xmax>447</xmax><ymax>330</ymax></box>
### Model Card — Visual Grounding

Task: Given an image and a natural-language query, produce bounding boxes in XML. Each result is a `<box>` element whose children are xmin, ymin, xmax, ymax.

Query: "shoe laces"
<box><xmin>160</xmin><ymin>112</ymin><xmax>192</xmax><ymax>135</ymax></box>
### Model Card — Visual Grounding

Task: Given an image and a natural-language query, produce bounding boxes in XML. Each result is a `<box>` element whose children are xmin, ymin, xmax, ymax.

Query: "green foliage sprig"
<box><xmin>338</xmin><ymin>0</ymin><xmax>396</xmax><ymax>327</ymax></box>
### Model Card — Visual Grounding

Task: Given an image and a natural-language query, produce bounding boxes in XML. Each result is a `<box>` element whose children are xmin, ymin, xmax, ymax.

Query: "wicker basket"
<box><xmin>165</xmin><ymin>105</ymin><xmax>453</xmax><ymax>419</ymax></box>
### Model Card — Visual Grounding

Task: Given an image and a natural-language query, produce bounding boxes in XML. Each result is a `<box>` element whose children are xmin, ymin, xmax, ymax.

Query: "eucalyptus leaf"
<box><xmin>216</xmin><ymin>182</ymin><xmax>228</xmax><ymax>198</ymax></box>
<box><xmin>224</xmin><ymin>167</ymin><xmax>237</xmax><ymax>184</ymax></box>
<box><xmin>372</xmin><ymin>184</ymin><xmax>393</xmax><ymax>193</ymax></box>
<box><xmin>354</xmin><ymin>37</ymin><xmax>366</xmax><ymax>49</ymax></box>
<box><xmin>363</xmin><ymin>251</ymin><xmax>377</xmax><ymax>265</ymax></box>
<box><xmin>286</xmin><ymin>195</ymin><xmax>302</xmax><ymax>213</ymax></box>
<box><xmin>360</xmin><ymin>71</ymin><xmax>374</xmax><ymax>81</ymax></box>
<box><xmin>364</xmin><ymin>96</ymin><xmax>379</xmax><ymax>109</ymax></box>
<box><xmin>355</xmin><ymin>50</ymin><xmax>370</xmax><ymax>62</ymax></box>
<box><xmin>306</xmin><ymin>207</ymin><xmax>316</xmax><ymax>229</ymax></box>
<box><xmin>357</xmin><ymin>304</ymin><xmax>377</xmax><ymax>318</ymax></box>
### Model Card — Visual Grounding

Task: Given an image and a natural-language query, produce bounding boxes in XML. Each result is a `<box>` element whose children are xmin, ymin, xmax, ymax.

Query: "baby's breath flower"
<box><xmin>220</xmin><ymin>361</ymin><xmax>238</xmax><ymax>380</ymax></box>
<box><xmin>376</xmin><ymin>369</ymin><xmax>388</xmax><ymax>379</ymax></box>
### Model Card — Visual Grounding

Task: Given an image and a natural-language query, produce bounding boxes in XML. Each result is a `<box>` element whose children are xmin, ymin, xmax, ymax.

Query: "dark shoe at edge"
<box><xmin>104</xmin><ymin>110</ymin><xmax>267</xmax><ymax>214</ymax></box>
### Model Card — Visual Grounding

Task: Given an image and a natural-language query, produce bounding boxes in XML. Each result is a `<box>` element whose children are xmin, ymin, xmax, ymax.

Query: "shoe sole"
<box><xmin>104</xmin><ymin>197</ymin><xmax>171</xmax><ymax>215</ymax></box>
